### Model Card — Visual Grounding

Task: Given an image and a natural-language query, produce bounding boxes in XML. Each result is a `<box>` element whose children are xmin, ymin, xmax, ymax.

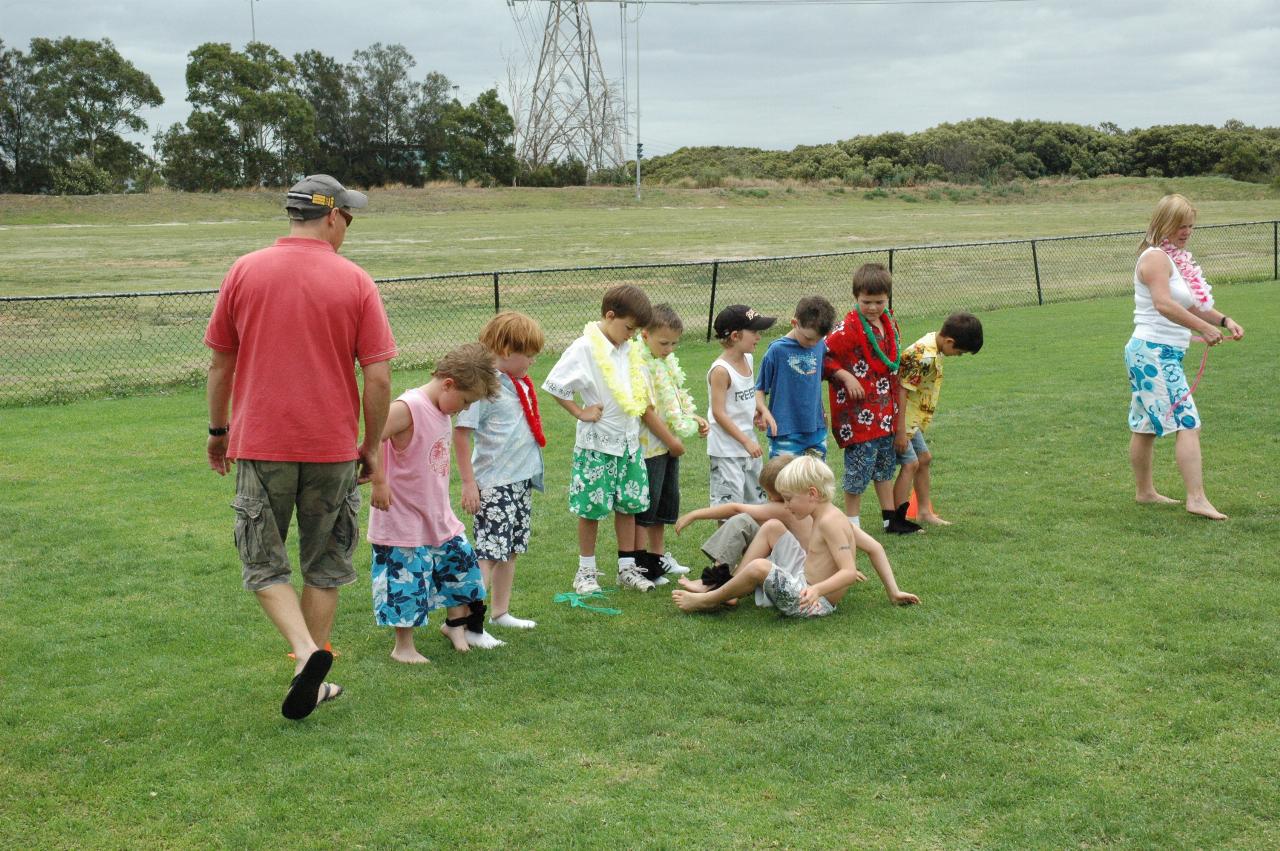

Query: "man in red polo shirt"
<box><xmin>205</xmin><ymin>174</ymin><xmax>397</xmax><ymax>720</ymax></box>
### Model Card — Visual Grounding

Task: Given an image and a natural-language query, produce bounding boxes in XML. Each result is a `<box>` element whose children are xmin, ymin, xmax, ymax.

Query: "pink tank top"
<box><xmin>367</xmin><ymin>387</ymin><xmax>465</xmax><ymax>548</ymax></box>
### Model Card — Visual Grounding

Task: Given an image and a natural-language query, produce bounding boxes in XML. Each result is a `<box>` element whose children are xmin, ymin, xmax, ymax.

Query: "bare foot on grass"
<box><xmin>391</xmin><ymin>647</ymin><xmax>431</xmax><ymax>664</ymax></box>
<box><xmin>1185</xmin><ymin>497</ymin><xmax>1227</xmax><ymax>520</ymax></box>
<box><xmin>440</xmin><ymin>624</ymin><xmax>470</xmax><ymax>652</ymax></box>
<box><xmin>672</xmin><ymin>589</ymin><xmax>720</xmax><ymax>612</ymax></box>
<box><xmin>677</xmin><ymin>577</ymin><xmax>709</xmax><ymax>592</ymax></box>
<box><xmin>918</xmin><ymin>512</ymin><xmax>952</xmax><ymax>526</ymax></box>
<box><xmin>1136</xmin><ymin>491</ymin><xmax>1181</xmax><ymax>505</ymax></box>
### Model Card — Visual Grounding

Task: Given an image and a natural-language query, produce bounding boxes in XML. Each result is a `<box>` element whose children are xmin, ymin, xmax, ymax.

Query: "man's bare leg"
<box><xmin>256</xmin><ymin>584</ymin><xmax>320</xmax><ymax>675</ymax></box>
<box><xmin>300</xmin><ymin>585</ymin><xmax>338</xmax><ymax>649</ymax></box>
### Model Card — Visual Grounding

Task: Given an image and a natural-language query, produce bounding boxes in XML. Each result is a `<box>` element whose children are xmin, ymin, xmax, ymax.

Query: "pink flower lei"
<box><xmin>1159</xmin><ymin>239</ymin><xmax>1214</xmax><ymax>309</ymax></box>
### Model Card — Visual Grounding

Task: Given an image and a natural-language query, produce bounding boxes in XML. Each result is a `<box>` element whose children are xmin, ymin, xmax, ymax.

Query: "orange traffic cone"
<box><xmin>287</xmin><ymin>642</ymin><xmax>337</xmax><ymax>660</ymax></box>
<box><xmin>906</xmin><ymin>490</ymin><xmax>919</xmax><ymax>520</ymax></box>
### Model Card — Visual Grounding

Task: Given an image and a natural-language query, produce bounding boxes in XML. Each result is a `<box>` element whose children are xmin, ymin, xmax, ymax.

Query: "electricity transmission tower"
<box><xmin>510</xmin><ymin>1</ymin><xmax>626</xmax><ymax>175</ymax></box>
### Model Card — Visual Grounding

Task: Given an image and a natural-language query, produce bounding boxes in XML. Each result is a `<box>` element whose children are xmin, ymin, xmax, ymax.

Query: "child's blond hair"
<box><xmin>759</xmin><ymin>454</ymin><xmax>796</xmax><ymax>498</ymax></box>
<box><xmin>480</xmin><ymin>311</ymin><xmax>545</xmax><ymax>356</ymax></box>
<box><xmin>774</xmin><ymin>455</ymin><xmax>835</xmax><ymax>502</ymax></box>
<box><xmin>433</xmin><ymin>342</ymin><xmax>499</xmax><ymax>398</ymax></box>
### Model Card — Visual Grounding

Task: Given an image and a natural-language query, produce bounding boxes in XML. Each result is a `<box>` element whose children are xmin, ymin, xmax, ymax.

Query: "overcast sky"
<box><xmin>3</xmin><ymin>0</ymin><xmax>1277</xmax><ymax>158</ymax></box>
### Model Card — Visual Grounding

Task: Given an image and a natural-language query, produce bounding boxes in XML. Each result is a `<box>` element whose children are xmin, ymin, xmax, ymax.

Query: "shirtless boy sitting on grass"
<box><xmin>671</xmin><ymin>455</ymin><xmax>920</xmax><ymax>616</ymax></box>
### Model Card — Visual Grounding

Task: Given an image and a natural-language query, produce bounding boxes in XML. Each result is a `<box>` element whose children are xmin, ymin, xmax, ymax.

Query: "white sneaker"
<box><xmin>617</xmin><ymin>564</ymin><xmax>656</xmax><ymax>592</ymax></box>
<box><xmin>573</xmin><ymin>564</ymin><xmax>601</xmax><ymax>595</ymax></box>
<box><xmin>661</xmin><ymin>552</ymin><xmax>691</xmax><ymax>575</ymax></box>
<box><xmin>653</xmin><ymin>574</ymin><xmax>670</xmax><ymax>586</ymax></box>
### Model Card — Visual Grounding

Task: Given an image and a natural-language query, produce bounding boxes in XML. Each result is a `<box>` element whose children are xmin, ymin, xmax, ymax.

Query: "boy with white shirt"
<box><xmin>543</xmin><ymin>285</ymin><xmax>657</xmax><ymax>594</ymax></box>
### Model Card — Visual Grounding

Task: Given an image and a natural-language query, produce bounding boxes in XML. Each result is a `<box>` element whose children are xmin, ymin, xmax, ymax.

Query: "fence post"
<box><xmin>1031</xmin><ymin>240</ymin><xmax>1043</xmax><ymax>306</ymax></box>
<box><xmin>887</xmin><ymin>249</ymin><xmax>895</xmax><ymax>312</ymax></box>
<box><xmin>1273</xmin><ymin>221</ymin><xmax>1277</xmax><ymax>281</ymax></box>
<box><xmin>493</xmin><ymin>272</ymin><xmax>500</xmax><ymax>313</ymax></box>
<box><xmin>706</xmin><ymin>261</ymin><xmax>720</xmax><ymax>342</ymax></box>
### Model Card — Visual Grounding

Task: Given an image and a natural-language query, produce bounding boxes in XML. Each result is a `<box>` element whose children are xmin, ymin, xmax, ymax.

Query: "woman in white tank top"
<box><xmin>1124</xmin><ymin>194</ymin><xmax>1244</xmax><ymax>520</ymax></box>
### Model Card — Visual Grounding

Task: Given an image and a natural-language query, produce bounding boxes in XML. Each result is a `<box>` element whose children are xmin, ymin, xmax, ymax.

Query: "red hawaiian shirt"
<box><xmin>823</xmin><ymin>310</ymin><xmax>901</xmax><ymax>448</ymax></box>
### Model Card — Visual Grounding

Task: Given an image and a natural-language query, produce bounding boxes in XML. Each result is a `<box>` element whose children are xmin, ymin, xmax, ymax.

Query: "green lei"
<box><xmin>858</xmin><ymin>309</ymin><xmax>900</xmax><ymax>371</ymax></box>
<box><xmin>639</xmin><ymin>343</ymin><xmax>699</xmax><ymax>438</ymax></box>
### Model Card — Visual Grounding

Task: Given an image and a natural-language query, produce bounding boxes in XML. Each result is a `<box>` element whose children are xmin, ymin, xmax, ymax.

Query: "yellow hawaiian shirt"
<box><xmin>898</xmin><ymin>332</ymin><xmax>944</xmax><ymax>432</ymax></box>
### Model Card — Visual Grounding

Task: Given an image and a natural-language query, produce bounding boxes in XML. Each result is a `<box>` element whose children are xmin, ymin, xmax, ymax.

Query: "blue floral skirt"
<box><xmin>1125</xmin><ymin>337</ymin><xmax>1200</xmax><ymax>437</ymax></box>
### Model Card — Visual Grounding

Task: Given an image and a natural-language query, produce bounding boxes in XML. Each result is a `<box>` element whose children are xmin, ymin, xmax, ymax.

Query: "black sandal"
<box><xmin>281</xmin><ymin>649</ymin><xmax>333</xmax><ymax>720</ymax></box>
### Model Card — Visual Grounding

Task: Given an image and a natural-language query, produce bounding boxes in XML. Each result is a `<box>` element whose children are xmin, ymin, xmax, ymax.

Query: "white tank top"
<box><xmin>1133</xmin><ymin>247</ymin><xmax>1194</xmax><ymax>348</ymax></box>
<box><xmin>706</xmin><ymin>354</ymin><xmax>756</xmax><ymax>458</ymax></box>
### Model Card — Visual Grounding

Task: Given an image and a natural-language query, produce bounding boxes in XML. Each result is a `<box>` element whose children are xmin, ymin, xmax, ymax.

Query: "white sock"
<box><xmin>465</xmin><ymin>629</ymin><xmax>506</xmax><ymax>649</ymax></box>
<box><xmin>847</xmin><ymin>515</ymin><xmax>860</xmax><ymax>528</ymax></box>
<box><xmin>617</xmin><ymin>555</ymin><xmax>637</xmax><ymax>572</ymax></box>
<box><xmin>578</xmin><ymin>555</ymin><xmax>597</xmax><ymax>571</ymax></box>
<box><xmin>491</xmin><ymin>612</ymin><xmax>537</xmax><ymax>629</ymax></box>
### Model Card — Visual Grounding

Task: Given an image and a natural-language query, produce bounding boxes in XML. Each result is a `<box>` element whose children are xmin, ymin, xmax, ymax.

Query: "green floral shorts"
<box><xmin>569</xmin><ymin>447</ymin><xmax>650</xmax><ymax>520</ymax></box>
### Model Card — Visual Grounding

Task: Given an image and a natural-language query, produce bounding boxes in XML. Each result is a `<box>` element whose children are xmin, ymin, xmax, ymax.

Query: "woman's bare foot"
<box><xmin>918</xmin><ymin>512</ymin><xmax>952</xmax><ymax>526</ymax></box>
<box><xmin>1185</xmin><ymin>497</ymin><xmax>1227</xmax><ymax>520</ymax></box>
<box><xmin>672</xmin><ymin>589</ymin><xmax>720</xmax><ymax>612</ymax></box>
<box><xmin>677</xmin><ymin>576</ymin><xmax>709</xmax><ymax>592</ymax></box>
<box><xmin>1136</xmin><ymin>491</ymin><xmax>1181</xmax><ymax>505</ymax></box>
<box><xmin>440</xmin><ymin>624</ymin><xmax>470</xmax><ymax>652</ymax></box>
<box><xmin>391</xmin><ymin>647</ymin><xmax>431</xmax><ymax>664</ymax></box>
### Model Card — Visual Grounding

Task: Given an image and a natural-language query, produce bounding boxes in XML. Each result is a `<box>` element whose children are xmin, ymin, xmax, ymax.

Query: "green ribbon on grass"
<box><xmin>552</xmin><ymin>589</ymin><xmax>622</xmax><ymax>615</ymax></box>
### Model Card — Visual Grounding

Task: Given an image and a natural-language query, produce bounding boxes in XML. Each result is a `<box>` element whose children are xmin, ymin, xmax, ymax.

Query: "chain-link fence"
<box><xmin>3</xmin><ymin>220</ymin><xmax>1276</xmax><ymax>407</ymax></box>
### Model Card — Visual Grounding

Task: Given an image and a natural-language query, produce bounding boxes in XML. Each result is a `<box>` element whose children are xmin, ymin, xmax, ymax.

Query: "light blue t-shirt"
<box><xmin>756</xmin><ymin>336</ymin><xmax>827</xmax><ymax>435</ymax></box>
<box><xmin>455</xmin><ymin>372</ymin><xmax>545</xmax><ymax>491</ymax></box>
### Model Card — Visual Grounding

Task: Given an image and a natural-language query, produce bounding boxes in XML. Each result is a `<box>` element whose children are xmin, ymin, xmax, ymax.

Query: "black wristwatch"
<box><xmin>209</xmin><ymin>425</ymin><xmax>230</xmax><ymax>436</ymax></box>
<box><xmin>1219</xmin><ymin>315</ymin><xmax>1230</xmax><ymax>328</ymax></box>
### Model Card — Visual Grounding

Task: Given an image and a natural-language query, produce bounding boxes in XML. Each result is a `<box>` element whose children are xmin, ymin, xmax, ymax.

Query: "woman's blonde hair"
<box><xmin>774</xmin><ymin>455</ymin><xmax>835</xmax><ymax>502</ymax></box>
<box><xmin>1141</xmin><ymin>194</ymin><xmax>1197</xmax><ymax>251</ymax></box>
<box><xmin>479</xmin><ymin>311</ymin><xmax>545</xmax><ymax>356</ymax></box>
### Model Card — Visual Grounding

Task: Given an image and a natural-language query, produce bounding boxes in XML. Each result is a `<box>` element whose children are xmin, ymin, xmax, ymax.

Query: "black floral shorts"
<box><xmin>472</xmin><ymin>479</ymin><xmax>534</xmax><ymax>561</ymax></box>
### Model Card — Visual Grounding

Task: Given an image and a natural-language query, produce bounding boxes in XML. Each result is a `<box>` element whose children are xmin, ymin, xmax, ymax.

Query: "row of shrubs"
<box><xmin>637</xmin><ymin>118</ymin><xmax>1280</xmax><ymax>188</ymax></box>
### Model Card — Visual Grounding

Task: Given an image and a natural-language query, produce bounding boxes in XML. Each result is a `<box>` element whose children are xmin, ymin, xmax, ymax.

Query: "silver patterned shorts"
<box><xmin>760</xmin><ymin>531</ymin><xmax>835</xmax><ymax>618</ymax></box>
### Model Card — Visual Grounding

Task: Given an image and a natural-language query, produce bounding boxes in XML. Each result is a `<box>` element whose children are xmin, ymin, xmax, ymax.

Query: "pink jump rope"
<box><xmin>1171</xmin><ymin>334</ymin><xmax>1234</xmax><ymax>413</ymax></box>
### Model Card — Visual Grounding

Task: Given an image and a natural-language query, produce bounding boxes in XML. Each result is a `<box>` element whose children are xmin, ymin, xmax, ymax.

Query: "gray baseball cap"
<box><xmin>285</xmin><ymin>174</ymin><xmax>368</xmax><ymax>220</ymax></box>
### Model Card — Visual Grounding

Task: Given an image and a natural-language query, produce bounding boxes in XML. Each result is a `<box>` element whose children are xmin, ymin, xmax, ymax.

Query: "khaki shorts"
<box><xmin>232</xmin><ymin>459</ymin><xmax>360</xmax><ymax>591</ymax></box>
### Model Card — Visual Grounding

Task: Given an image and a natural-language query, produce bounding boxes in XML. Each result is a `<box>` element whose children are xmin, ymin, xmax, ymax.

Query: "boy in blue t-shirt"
<box><xmin>755</xmin><ymin>295</ymin><xmax>837</xmax><ymax>458</ymax></box>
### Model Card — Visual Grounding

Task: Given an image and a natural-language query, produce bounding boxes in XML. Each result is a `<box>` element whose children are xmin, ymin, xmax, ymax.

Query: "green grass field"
<box><xmin>1</xmin><ymin>175</ymin><xmax>1277</xmax><ymax>297</ymax></box>
<box><xmin>3</xmin><ymin>177</ymin><xmax>1277</xmax><ymax>408</ymax></box>
<box><xmin>2</xmin><ymin>285</ymin><xmax>1277</xmax><ymax>848</ymax></box>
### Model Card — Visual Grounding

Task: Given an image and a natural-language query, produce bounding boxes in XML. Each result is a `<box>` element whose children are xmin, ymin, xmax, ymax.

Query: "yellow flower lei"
<box><xmin>585</xmin><ymin>322</ymin><xmax>649</xmax><ymax>417</ymax></box>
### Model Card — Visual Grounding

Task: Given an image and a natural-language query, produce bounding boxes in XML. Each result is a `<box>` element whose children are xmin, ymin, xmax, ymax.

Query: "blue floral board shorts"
<box><xmin>769</xmin><ymin>428</ymin><xmax>827</xmax><ymax>459</ymax></box>
<box><xmin>370</xmin><ymin>536</ymin><xmax>486</xmax><ymax>627</ymax></box>
<box><xmin>843</xmin><ymin>435</ymin><xmax>897</xmax><ymax>495</ymax></box>
<box><xmin>473</xmin><ymin>479</ymin><xmax>534</xmax><ymax>561</ymax></box>
<box><xmin>1125</xmin><ymin>337</ymin><xmax>1200</xmax><ymax>437</ymax></box>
